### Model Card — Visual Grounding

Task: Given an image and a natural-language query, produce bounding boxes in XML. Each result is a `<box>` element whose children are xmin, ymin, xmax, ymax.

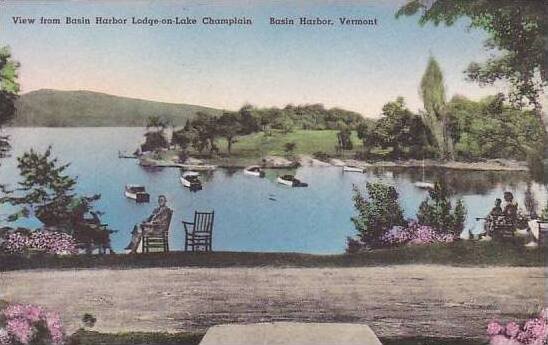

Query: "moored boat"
<box><xmin>276</xmin><ymin>175</ymin><xmax>308</xmax><ymax>187</ymax></box>
<box><xmin>244</xmin><ymin>165</ymin><xmax>265</xmax><ymax>177</ymax></box>
<box><xmin>343</xmin><ymin>165</ymin><xmax>365</xmax><ymax>173</ymax></box>
<box><xmin>180</xmin><ymin>171</ymin><xmax>202</xmax><ymax>190</ymax></box>
<box><xmin>414</xmin><ymin>181</ymin><xmax>435</xmax><ymax>190</ymax></box>
<box><xmin>124</xmin><ymin>185</ymin><xmax>150</xmax><ymax>203</ymax></box>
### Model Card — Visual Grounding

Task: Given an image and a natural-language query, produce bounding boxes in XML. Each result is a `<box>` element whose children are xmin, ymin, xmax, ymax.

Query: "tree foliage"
<box><xmin>416</xmin><ymin>179</ymin><xmax>466</xmax><ymax>236</ymax></box>
<box><xmin>351</xmin><ymin>182</ymin><xmax>406</xmax><ymax>247</ymax></box>
<box><xmin>397</xmin><ymin>0</ymin><xmax>547</xmax><ymax>116</ymax></box>
<box><xmin>420</xmin><ymin>57</ymin><xmax>453</xmax><ymax>159</ymax></box>
<box><xmin>1</xmin><ymin>147</ymin><xmax>104</xmax><ymax>234</ymax></box>
<box><xmin>0</xmin><ymin>46</ymin><xmax>20</xmax><ymax>160</ymax></box>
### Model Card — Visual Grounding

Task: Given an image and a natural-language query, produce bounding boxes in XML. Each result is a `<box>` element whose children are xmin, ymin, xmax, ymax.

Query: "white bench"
<box><xmin>198</xmin><ymin>322</ymin><xmax>382</xmax><ymax>345</ymax></box>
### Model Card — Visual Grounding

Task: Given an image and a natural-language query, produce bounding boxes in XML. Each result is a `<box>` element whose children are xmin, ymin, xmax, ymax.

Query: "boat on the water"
<box><xmin>414</xmin><ymin>181</ymin><xmax>435</xmax><ymax>190</ymax></box>
<box><xmin>244</xmin><ymin>165</ymin><xmax>265</xmax><ymax>177</ymax></box>
<box><xmin>180</xmin><ymin>171</ymin><xmax>202</xmax><ymax>190</ymax></box>
<box><xmin>277</xmin><ymin>175</ymin><xmax>308</xmax><ymax>187</ymax></box>
<box><xmin>343</xmin><ymin>165</ymin><xmax>365</xmax><ymax>173</ymax></box>
<box><xmin>124</xmin><ymin>185</ymin><xmax>150</xmax><ymax>203</ymax></box>
<box><xmin>118</xmin><ymin>150</ymin><xmax>138</xmax><ymax>159</ymax></box>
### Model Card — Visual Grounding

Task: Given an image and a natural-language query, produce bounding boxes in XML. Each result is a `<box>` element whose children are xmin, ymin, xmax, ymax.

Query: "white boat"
<box><xmin>244</xmin><ymin>165</ymin><xmax>265</xmax><ymax>177</ymax></box>
<box><xmin>343</xmin><ymin>165</ymin><xmax>365</xmax><ymax>173</ymax></box>
<box><xmin>180</xmin><ymin>171</ymin><xmax>202</xmax><ymax>190</ymax></box>
<box><xmin>124</xmin><ymin>185</ymin><xmax>150</xmax><ymax>203</ymax></box>
<box><xmin>414</xmin><ymin>181</ymin><xmax>435</xmax><ymax>189</ymax></box>
<box><xmin>277</xmin><ymin>175</ymin><xmax>308</xmax><ymax>187</ymax></box>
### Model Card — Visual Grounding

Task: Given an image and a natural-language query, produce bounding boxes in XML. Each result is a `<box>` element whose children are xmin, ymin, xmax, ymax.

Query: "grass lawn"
<box><xmin>1</xmin><ymin>240</ymin><xmax>543</xmax><ymax>271</ymax></box>
<box><xmin>68</xmin><ymin>330</ymin><xmax>487</xmax><ymax>345</ymax></box>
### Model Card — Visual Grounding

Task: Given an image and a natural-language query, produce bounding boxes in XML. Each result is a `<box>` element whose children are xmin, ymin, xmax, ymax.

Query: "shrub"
<box><xmin>1</xmin><ymin>231</ymin><xmax>77</xmax><ymax>255</ymax></box>
<box><xmin>351</xmin><ymin>182</ymin><xmax>406</xmax><ymax>248</ymax></box>
<box><xmin>312</xmin><ymin>151</ymin><xmax>330</xmax><ymax>162</ymax></box>
<box><xmin>141</xmin><ymin>131</ymin><xmax>169</xmax><ymax>153</ymax></box>
<box><xmin>0</xmin><ymin>303</ymin><xmax>66</xmax><ymax>345</ymax></box>
<box><xmin>417</xmin><ymin>180</ymin><xmax>467</xmax><ymax>236</ymax></box>
<box><xmin>486</xmin><ymin>308</ymin><xmax>547</xmax><ymax>345</ymax></box>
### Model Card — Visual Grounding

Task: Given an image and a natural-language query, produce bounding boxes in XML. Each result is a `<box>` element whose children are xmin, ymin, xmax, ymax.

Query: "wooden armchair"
<box><xmin>141</xmin><ymin>208</ymin><xmax>173</xmax><ymax>253</ymax></box>
<box><xmin>183</xmin><ymin>211</ymin><xmax>214</xmax><ymax>252</ymax></box>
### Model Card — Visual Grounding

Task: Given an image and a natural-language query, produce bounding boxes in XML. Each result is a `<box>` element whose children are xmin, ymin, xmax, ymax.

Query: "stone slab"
<box><xmin>198</xmin><ymin>322</ymin><xmax>382</xmax><ymax>345</ymax></box>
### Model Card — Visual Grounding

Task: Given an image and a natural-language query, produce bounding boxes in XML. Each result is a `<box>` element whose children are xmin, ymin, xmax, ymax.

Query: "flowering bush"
<box><xmin>0</xmin><ymin>303</ymin><xmax>65</xmax><ymax>345</ymax></box>
<box><xmin>381</xmin><ymin>221</ymin><xmax>456</xmax><ymax>246</ymax></box>
<box><xmin>487</xmin><ymin>309</ymin><xmax>548</xmax><ymax>345</ymax></box>
<box><xmin>1</xmin><ymin>231</ymin><xmax>77</xmax><ymax>255</ymax></box>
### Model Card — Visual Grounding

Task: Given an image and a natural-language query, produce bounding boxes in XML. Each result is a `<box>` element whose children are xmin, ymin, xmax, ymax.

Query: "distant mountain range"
<box><xmin>13</xmin><ymin>89</ymin><xmax>223</xmax><ymax>127</ymax></box>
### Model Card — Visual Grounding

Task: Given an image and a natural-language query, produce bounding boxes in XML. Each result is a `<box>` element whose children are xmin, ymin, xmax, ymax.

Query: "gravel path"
<box><xmin>1</xmin><ymin>265</ymin><xmax>544</xmax><ymax>338</ymax></box>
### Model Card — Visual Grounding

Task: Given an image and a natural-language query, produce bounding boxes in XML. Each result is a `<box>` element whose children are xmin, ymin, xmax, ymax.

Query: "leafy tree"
<box><xmin>141</xmin><ymin>115</ymin><xmax>169</xmax><ymax>152</ymax></box>
<box><xmin>397</xmin><ymin>0</ymin><xmax>547</xmax><ymax>119</ymax></box>
<box><xmin>0</xmin><ymin>46</ymin><xmax>20</xmax><ymax>160</ymax></box>
<box><xmin>351</xmin><ymin>182</ymin><xmax>406</xmax><ymax>248</ymax></box>
<box><xmin>541</xmin><ymin>202</ymin><xmax>548</xmax><ymax>221</ymax></box>
<box><xmin>420</xmin><ymin>57</ymin><xmax>453</xmax><ymax>159</ymax></box>
<box><xmin>273</xmin><ymin>112</ymin><xmax>295</xmax><ymax>134</ymax></box>
<box><xmin>145</xmin><ymin>115</ymin><xmax>168</xmax><ymax>131</ymax></box>
<box><xmin>238</xmin><ymin>104</ymin><xmax>260</xmax><ymax>134</ymax></box>
<box><xmin>189</xmin><ymin>112</ymin><xmax>218</xmax><ymax>154</ymax></box>
<box><xmin>283</xmin><ymin>142</ymin><xmax>296</xmax><ymax>156</ymax></box>
<box><xmin>416</xmin><ymin>179</ymin><xmax>467</xmax><ymax>236</ymax></box>
<box><xmin>369</xmin><ymin>97</ymin><xmax>433</xmax><ymax>159</ymax></box>
<box><xmin>337</xmin><ymin>128</ymin><xmax>354</xmax><ymax>151</ymax></box>
<box><xmin>217</xmin><ymin>111</ymin><xmax>243</xmax><ymax>155</ymax></box>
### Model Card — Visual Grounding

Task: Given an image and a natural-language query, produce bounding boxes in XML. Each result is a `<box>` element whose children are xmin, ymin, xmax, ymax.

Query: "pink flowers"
<box><xmin>381</xmin><ymin>221</ymin><xmax>456</xmax><ymax>246</ymax></box>
<box><xmin>0</xmin><ymin>303</ymin><xmax>66</xmax><ymax>345</ymax></box>
<box><xmin>487</xmin><ymin>309</ymin><xmax>548</xmax><ymax>345</ymax></box>
<box><xmin>1</xmin><ymin>231</ymin><xmax>77</xmax><ymax>255</ymax></box>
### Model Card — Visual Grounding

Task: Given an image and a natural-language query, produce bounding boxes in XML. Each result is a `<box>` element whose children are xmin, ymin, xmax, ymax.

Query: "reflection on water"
<box><xmin>0</xmin><ymin>128</ymin><xmax>546</xmax><ymax>254</ymax></box>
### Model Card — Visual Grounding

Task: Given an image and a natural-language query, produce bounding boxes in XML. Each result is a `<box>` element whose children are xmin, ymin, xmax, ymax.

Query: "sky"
<box><xmin>0</xmin><ymin>0</ymin><xmax>508</xmax><ymax>118</ymax></box>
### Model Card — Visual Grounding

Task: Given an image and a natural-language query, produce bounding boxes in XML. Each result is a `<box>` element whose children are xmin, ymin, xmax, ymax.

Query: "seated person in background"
<box><xmin>484</xmin><ymin>198</ymin><xmax>503</xmax><ymax>237</ymax></box>
<box><xmin>125</xmin><ymin>195</ymin><xmax>171</xmax><ymax>253</ymax></box>
<box><xmin>502</xmin><ymin>192</ymin><xmax>518</xmax><ymax>223</ymax></box>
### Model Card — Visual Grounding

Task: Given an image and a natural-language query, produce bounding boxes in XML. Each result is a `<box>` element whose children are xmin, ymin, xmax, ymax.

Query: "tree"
<box><xmin>397</xmin><ymin>0</ymin><xmax>547</xmax><ymax>120</ymax></box>
<box><xmin>217</xmin><ymin>111</ymin><xmax>243</xmax><ymax>155</ymax></box>
<box><xmin>145</xmin><ymin>115</ymin><xmax>168</xmax><ymax>132</ymax></box>
<box><xmin>283</xmin><ymin>142</ymin><xmax>296</xmax><ymax>157</ymax></box>
<box><xmin>1</xmin><ymin>148</ymin><xmax>103</xmax><ymax>231</ymax></box>
<box><xmin>0</xmin><ymin>46</ymin><xmax>20</xmax><ymax>160</ymax></box>
<box><xmin>351</xmin><ymin>182</ymin><xmax>406</xmax><ymax>248</ymax></box>
<box><xmin>420</xmin><ymin>57</ymin><xmax>453</xmax><ymax>159</ymax></box>
<box><xmin>337</xmin><ymin>128</ymin><xmax>354</xmax><ymax>151</ymax></box>
<box><xmin>416</xmin><ymin>179</ymin><xmax>467</xmax><ymax>236</ymax></box>
<box><xmin>188</xmin><ymin>112</ymin><xmax>218</xmax><ymax>154</ymax></box>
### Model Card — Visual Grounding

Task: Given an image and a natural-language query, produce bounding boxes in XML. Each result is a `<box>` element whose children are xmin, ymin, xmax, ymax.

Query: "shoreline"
<box><xmin>141</xmin><ymin>152</ymin><xmax>530</xmax><ymax>172</ymax></box>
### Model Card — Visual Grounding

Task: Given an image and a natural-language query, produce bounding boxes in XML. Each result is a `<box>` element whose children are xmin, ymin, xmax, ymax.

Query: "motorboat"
<box><xmin>244</xmin><ymin>165</ymin><xmax>265</xmax><ymax>177</ymax></box>
<box><xmin>343</xmin><ymin>165</ymin><xmax>365</xmax><ymax>173</ymax></box>
<box><xmin>124</xmin><ymin>185</ymin><xmax>150</xmax><ymax>203</ymax></box>
<box><xmin>180</xmin><ymin>171</ymin><xmax>202</xmax><ymax>190</ymax></box>
<box><xmin>277</xmin><ymin>175</ymin><xmax>308</xmax><ymax>187</ymax></box>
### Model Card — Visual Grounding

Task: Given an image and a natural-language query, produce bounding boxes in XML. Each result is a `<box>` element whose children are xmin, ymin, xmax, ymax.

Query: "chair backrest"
<box><xmin>192</xmin><ymin>211</ymin><xmax>214</xmax><ymax>234</ymax></box>
<box><xmin>164</xmin><ymin>208</ymin><xmax>173</xmax><ymax>232</ymax></box>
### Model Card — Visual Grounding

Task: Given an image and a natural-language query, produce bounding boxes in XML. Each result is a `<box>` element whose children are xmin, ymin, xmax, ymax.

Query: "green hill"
<box><xmin>13</xmin><ymin>89</ymin><xmax>223</xmax><ymax>127</ymax></box>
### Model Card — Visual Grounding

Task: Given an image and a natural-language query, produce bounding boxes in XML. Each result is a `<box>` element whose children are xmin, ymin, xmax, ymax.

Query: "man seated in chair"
<box><xmin>125</xmin><ymin>195</ymin><xmax>171</xmax><ymax>253</ymax></box>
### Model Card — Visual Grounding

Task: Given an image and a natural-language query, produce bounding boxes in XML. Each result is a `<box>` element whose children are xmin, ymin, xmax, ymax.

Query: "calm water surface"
<box><xmin>0</xmin><ymin>128</ymin><xmax>546</xmax><ymax>254</ymax></box>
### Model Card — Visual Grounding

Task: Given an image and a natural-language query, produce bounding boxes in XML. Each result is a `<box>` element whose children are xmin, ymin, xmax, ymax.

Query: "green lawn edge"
<box><xmin>1</xmin><ymin>241</ymin><xmax>544</xmax><ymax>272</ymax></box>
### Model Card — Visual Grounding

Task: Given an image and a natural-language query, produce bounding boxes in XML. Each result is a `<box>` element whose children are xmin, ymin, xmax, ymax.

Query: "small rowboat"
<box><xmin>277</xmin><ymin>175</ymin><xmax>308</xmax><ymax>187</ymax></box>
<box><xmin>180</xmin><ymin>171</ymin><xmax>202</xmax><ymax>190</ymax></box>
<box><xmin>244</xmin><ymin>165</ymin><xmax>265</xmax><ymax>177</ymax></box>
<box><xmin>124</xmin><ymin>185</ymin><xmax>150</xmax><ymax>203</ymax></box>
<box><xmin>414</xmin><ymin>181</ymin><xmax>435</xmax><ymax>190</ymax></box>
<box><xmin>343</xmin><ymin>165</ymin><xmax>365</xmax><ymax>173</ymax></box>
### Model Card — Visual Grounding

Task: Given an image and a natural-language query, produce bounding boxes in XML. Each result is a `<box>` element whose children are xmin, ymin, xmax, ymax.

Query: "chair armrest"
<box><xmin>182</xmin><ymin>221</ymin><xmax>194</xmax><ymax>234</ymax></box>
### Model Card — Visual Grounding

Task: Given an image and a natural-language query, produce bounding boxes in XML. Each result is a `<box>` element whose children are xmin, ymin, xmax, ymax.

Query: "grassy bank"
<box><xmin>1</xmin><ymin>241</ymin><xmax>543</xmax><ymax>271</ymax></box>
<box><xmin>68</xmin><ymin>330</ymin><xmax>486</xmax><ymax>345</ymax></box>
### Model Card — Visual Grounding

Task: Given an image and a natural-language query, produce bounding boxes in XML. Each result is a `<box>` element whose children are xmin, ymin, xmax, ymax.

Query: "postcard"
<box><xmin>0</xmin><ymin>1</ymin><xmax>546</xmax><ymax>345</ymax></box>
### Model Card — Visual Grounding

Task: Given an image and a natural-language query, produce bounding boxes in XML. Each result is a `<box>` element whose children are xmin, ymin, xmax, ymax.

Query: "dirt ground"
<box><xmin>0</xmin><ymin>265</ymin><xmax>544</xmax><ymax>338</ymax></box>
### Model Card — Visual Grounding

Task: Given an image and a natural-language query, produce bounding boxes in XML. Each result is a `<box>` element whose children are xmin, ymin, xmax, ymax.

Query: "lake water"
<box><xmin>0</xmin><ymin>128</ymin><xmax>546</xmax><ymax>254</ymax></box>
